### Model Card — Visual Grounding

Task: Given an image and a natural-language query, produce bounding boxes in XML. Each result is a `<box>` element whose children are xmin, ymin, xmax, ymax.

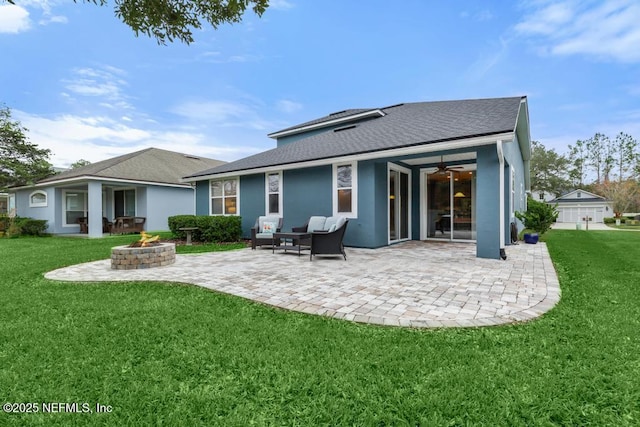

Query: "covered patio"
<box><xmin>46</xmin><ymin>240</ymin><xmax>560</xmax><ymax>328</ymax></box>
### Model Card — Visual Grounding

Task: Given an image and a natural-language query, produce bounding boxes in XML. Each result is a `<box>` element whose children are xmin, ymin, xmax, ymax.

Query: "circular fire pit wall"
<box><xmin>111</xmin><ymin>243</ymin><xmax>176</xmax><ymax>270</ymax></box>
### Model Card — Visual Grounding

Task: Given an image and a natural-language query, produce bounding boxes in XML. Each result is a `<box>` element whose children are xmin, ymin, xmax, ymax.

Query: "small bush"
<box><xmin>168</xmin><ymin>215</ymin><xmax>242</xmax><ymax>243</ymax></box>
<box><xmin>515</xmin><ymin>197</ymin><xmax>559</xmax><ymax>235</ymax></box>
<box><xmin>0</xmin><ymin>216</ymin><xmax>48</xmax><ymax>237</ymax></box>
<box><xmin>605</xmin><ymin>217</ymin><xmax>628</xmax><ymax>224</ymax></box>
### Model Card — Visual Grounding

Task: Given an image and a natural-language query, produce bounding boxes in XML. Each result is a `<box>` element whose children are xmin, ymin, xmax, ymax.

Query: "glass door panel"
<box><xmin>452</xmin><ymin>171</ymin><xmax>476</xmax><ymax>240</ymax></box>
<box><xmin>427</xmin><ymin>172</ymin><xmax>451</xmax><ymax>239</ymax></box>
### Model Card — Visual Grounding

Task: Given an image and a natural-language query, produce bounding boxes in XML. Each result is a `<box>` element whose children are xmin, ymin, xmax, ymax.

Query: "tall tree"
<box><xmin>585</xmin><ymin>132</ymin><xmax>610</xmax><ymax>184</ymax></box>
<box><xmin>613</xmin><ymin>132</ymin><xmax>638</xmax><ymax>182</ymax></box>
<box><xmin>3</xmin><ymin>0</ymin><xmax>269</xmax><ymax>45</ymax></box>
<box><xmin>530</xmin><ymin>140</ymin><xmax>570</xmax><ymax>197</ymax></box>
<box><xmin>568</xmin><ymin>139</ymin><xmax>587</xmax><ymax>188</ymax></box>
<box><xmin>0</xmin><ymin>105</ymin><xmax>54</xmax><ymax>190</ymax></box>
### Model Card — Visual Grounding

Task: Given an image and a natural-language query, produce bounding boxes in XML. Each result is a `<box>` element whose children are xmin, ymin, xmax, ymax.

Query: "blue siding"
<box><xmin>239</xmin><ymin>174</ymin><xmax>266</xmax><ymax>237</ymax></box>
<box><xmin>195</xmin><ymin>180</ymin><xmax>210</xmax><ymax>215</ymax></box>
<box><xmin>276</xmin><ymin>117</ymin><xmax>380</xmax><ymax>147</ymax></box>
<box><xmin>282</xmin><ymin>166</ymin><xmax>332</xmax><ymax>231</ymax></box>
<box><xmin>348</xmin><ymin>160</ymin><xmax>387</xmax><ymax>248</ymax></box>
<box><xmin>476</xmin><ymin>145</ymin><xmax>501</xmax><ymax>259</ymax></box>
<box><xmin>146</xmin><ymin>186</ymin><xmax>195</xmax><ymax>231</ymax></box>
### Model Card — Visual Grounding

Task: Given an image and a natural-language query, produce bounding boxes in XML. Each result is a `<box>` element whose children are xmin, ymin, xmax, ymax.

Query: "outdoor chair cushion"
<box><xmin>307</xmin><ymin>216</ymin><xmax>327</xmax><ymax>232</ymax></box>
<box><xmin>323</xmin><ymin>216</ymin><xmax>347</xmax><ymax>232</ymax></box>
<box><xmin>258</xmin><ymin>216</ymin><xmax>281</xmax><ymax>234</ymax></box>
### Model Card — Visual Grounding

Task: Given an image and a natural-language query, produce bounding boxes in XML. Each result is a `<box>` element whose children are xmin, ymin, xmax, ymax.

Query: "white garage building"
<box><xmin>550</xmin><ymin>189</ymin><xmax>613</xmax><ymax>223</ymax></box>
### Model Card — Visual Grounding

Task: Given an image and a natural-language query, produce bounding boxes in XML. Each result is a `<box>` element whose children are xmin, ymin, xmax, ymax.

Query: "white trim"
<box><xmin>332</xmin><ymin>162</ymin><xmax>358</xmax><ymax>218</ymax></box>
<box><xmin>209</xmin><ymin>177</ymin><xmax>240</xmax><ymax>216</ymax></box>
<box><xmin>15</xmin><ymin>175</ymin><xmax>191</xmax><ymax>190</ymax></box>
<box><xmin>28</xmin><ymin>190</ymin><xmax>48</xmax><ymax>208</ymax></box>
<box><xmin>510</xmin><ymin>166</ymin><xmax>516</xmax><ymax>220</ymax></box>
<box><xmin>62</xmin><ymin>189</ymin><xmax>88</xmax><ymax>227</ymax></box>
<box><xmin>184</xmin><ymin>132</ymin><xmax>514</xmax><ymax>182</ymax></box>
<box><xmin>387</xmin><ymin>163</ymin><xmax>412</xmax><ymax>244</ymax></box>
<box><xmin>267</xmin><ymin>109</ymin><xmax>385</xmax><ymax>139</ymax></box>
<box><xmin>265</xmin><ymin>171</ymin><xmax>283</xmax><ymax>216</ymax></box>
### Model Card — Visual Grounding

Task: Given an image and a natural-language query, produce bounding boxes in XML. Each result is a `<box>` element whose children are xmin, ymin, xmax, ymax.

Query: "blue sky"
<box><xmin>1</xmin><ymin>0</ymin><xmax>639</xmax><ymax>167</ymax></box>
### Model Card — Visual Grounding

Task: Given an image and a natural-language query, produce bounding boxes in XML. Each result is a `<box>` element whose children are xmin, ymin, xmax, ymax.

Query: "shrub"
<box><xmin>168</xmin><ymin>215</ymin><xmax>242</xmax><ymax>243</ymax></box>
<box><xmin>16</xmin><ymin>218</ymin><xmax>48</xmax><ymax>236</ymax></box>
<box><xmin>605</xmin><ymin>217</ymin><xmax>626</xmax><ymax>224</ymax></box>
<box><xmin>515</xmin><ymin>197</ymin><xmax>559</xmax><ymax>235</ymax></box>
<box><xmin>0</xmin><ymin>216</ymin><xmax>48</xmax><ymax>237</ymax></box>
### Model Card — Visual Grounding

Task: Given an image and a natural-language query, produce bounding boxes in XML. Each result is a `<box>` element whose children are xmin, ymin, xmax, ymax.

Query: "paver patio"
<box><xmin>45</xmin><ymin>241</ymin><xmax>560</xmax><ymax>328</ymax></box>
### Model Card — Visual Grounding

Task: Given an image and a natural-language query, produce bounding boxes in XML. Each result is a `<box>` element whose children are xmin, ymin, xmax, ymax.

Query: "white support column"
<box><xmin>87</xmin><ymin>181</ymin><xmax>103</xmax><ymax>237</ymax></box>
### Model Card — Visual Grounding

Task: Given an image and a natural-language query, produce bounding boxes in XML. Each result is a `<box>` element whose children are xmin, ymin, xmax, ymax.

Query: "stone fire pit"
<box><xmin>111</xmin><ymin>243</ymin><xmax>176</xmax><ymax>270</ymax></box>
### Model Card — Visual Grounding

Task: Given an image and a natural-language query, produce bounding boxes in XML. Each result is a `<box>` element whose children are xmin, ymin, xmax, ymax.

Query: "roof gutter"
<box><xmin>11</xmin><ymin>175</ymin><xmax>192</xmax><ymax>190</ymax></box>
<box><xmin>497</xmin><ymin>140</ymin><xmax>507</xmax><ymax>260</ymax></box>
<box><xmin>183</xmin><ymin>131</ymin><xmax>515</xmax><ymax>182</ymax></box>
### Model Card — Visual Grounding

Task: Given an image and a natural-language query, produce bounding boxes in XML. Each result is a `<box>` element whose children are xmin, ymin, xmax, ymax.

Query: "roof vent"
<box><xmin>184</xmin><ymin>155</ymin><xmax>201</xmax><ymax>160</ymax></box>
<box><xmin>333</xmin><ymin>124</ymin><xmax>357</xmax><ymax>132</ymax></box>
<box><xmin>329</xmin><ymin>110</ymin><xmax>347</xmax><ymax>116</ymax></box>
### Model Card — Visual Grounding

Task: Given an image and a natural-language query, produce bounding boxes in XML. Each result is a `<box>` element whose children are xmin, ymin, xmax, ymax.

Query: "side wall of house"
<box><xmin>502</xmin><ymin>134</ymin><xmax>527</xmax><ymax>241</ymax></box>
<box><xmin>14</xmin><ymin>187</ymin><xmax>57</xmax><ymax>233</ymax></box>
<box><xmin>145</xmin><ymin>186</ymin><xmax>195</xmax><ymax>231</ymax></box>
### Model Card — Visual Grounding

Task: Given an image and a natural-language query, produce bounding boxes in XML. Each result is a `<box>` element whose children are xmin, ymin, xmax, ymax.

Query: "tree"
<box><xmin>0</xmin><ymin>105</ymin><xmax>54</xmax><ymax>190</ymax></box>
<box><xmin>530</xmin><ymin>140</ymin><xmax>571</xmax><ymax>197</ymax></box>
<box><xmin>585</xmin><ymin>132</ymin><xmax>611</xmax><ymax>184</ymax></box>
<box><xmin>568</xmin><ymin>139</ymin><xmax>587</xmax><ymax>187</ymax></box>
<box><xmin>3</xmin><ymin>0</ymin><xmax>269</xmax><ymax>45</ymax></box>
<box><xmin>70</xmin><ymin>159</ymin><xmax>92</xmax><ymax>169</ymax></box>
<box><xmin>613</xmin><ymin>132</ymin><xmax>638</xmax><ymax>182</ymax></box>
<box><xmin>592</xmin><ymin>180</ymin><xmax>640</xmax><ymax>218</ymax></box>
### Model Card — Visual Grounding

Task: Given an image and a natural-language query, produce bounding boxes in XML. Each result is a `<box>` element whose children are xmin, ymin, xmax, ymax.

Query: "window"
<box><xmin>333</xmin><ymin>162</ymin><xmax>357</xmax><ymax>217</ymax></box>
<box><xmin>265</xmin><ymin>172</ymin><xmax>282</xmax><ymax>215</ymax></box>
<box><xmin>114</xmin><ymin>189</ymin><xmax>136</xmax><ymax>217</ymax></box>
<box><xmin>63</xmin><ymin>190</ymin><xmax>87</xmax><ymax>226</ymax></box>
<box><xmin>539</xmin><ymin>192</ymin><xmax>544</xmax><ymax>200</ymax></box>
<box><xmin>577</xmin><ymin>191</ymin><xmax>581</xmax><ymax>198</ymax></box>
<box><xmin>210</xmin><ymin>178</ymin><xmax>239</xmax><ymax>215</ymax></box>
<box><xmin>29</xmin><ymin>190</ymin><xmax>47</xmax><ymax>207</ymax></box>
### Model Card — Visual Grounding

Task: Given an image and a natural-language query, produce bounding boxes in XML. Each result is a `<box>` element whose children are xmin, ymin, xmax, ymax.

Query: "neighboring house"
<box><xmin>549</xmin><ymin>189</ymin><xmax>613</xmax><ymax>223</ymax></box>
<box><xmin>184</xmin><ymin>96</ymin><xmax>531</xmax><ymax>259</ymax></box>
<box><xmin>531</xmin><ymin>190</ymin><xmax>556</xmax><ymax>202</ymax></box>
<box><xmin>10</xmin><ymin>148</ymin><xmax>225</xmax><ymax>237</ymax></box>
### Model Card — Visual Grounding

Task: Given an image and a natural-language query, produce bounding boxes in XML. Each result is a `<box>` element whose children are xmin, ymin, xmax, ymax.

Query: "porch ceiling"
<box><xmin>402</xmin><ymin>152</ymin><xmax>477</xmax><ymax>166</ymax></box>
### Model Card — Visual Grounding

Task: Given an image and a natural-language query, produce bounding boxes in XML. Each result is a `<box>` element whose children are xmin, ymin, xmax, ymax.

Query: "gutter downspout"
<box><xmin>497</xmin><ymin>140</ymin><xmax>507</xmax><ymax>260</ymax></box>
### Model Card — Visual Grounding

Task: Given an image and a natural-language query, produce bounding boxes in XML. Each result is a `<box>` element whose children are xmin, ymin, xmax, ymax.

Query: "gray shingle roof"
<box><xmin>268</xmin><ymin>108</ymin><xmax>374</xmax><ymax>136</ymax></box>
<box><xmin>39</xmin><ymin>148</ymin><xmax>225</xmax><ymax>186</ymax></box>
<box><xmin>186</xmin><ymin>96</ymin><xmax>525</xmax><ymax>179</ymax></box>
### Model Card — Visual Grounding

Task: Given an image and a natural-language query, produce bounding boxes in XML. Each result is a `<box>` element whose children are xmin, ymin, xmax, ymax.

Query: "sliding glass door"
<box><xmin>425</xmin><ymin>169</ymin><xmax>476</xmax><ymax>241</ymax></box>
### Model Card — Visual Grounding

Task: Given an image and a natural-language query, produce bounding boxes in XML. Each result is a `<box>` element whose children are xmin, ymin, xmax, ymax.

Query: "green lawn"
<box><xmin>1</xmin><ymin>231</ymin><xmax>639</xmax><ymax>426</ymax></box>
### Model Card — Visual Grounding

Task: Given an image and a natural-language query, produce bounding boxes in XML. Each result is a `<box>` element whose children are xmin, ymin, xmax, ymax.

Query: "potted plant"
<box><xmin>515</xmin><ymin>197</ymin><xmax>559</xmax><ymax>244</ymax></box>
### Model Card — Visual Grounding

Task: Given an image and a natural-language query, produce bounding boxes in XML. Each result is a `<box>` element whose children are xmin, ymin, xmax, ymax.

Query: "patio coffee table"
<box><xmin>272</xmin><ymin>232</ymin><xmax>311</xmax><ymax>257</ymax></box>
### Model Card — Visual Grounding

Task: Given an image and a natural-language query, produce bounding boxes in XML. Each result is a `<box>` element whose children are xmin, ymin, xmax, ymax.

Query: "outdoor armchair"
<box><xmin>292</xmin><ymin>216</ymin><xmax>349</xmax><ymax>260</ymax></box>
<box><xmin>251</xmin><ymin>215</ymin><xmax>283</xmax><ymax>249</ymax></box>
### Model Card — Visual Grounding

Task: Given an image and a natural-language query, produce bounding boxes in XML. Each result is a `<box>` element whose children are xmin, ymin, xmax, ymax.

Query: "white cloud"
<box><xmin>269</xmin><ymin>0</ymin><xmax>294</xmax><ymax>11</ymax></box>
<box><xmin>14</xmin><ymin>107</ymin><xmax>268</xmax><ymax>167</ymax></box>
<box><xmin>515</xmin><ymin>0</ymin><xmax>640</xmax><ymax>63</ymax></box>
<box><xmin>39</xmin><ymin>14</ymin><xmax>67</xmax><ymax>25</ymax></box>
<box><xmin>276</xmin><ymin>99</ymin><xmax>302</xmax><ymax>113</ymax></box>
<box><xmin>62</xmin><ymin>66</ymin><xmax>133</xmax><ymax>110</ymax></box>
<box><xmin>0</xmin><ymin>5</ymin><xmax>31</xmax><ymax>33</ymax></box>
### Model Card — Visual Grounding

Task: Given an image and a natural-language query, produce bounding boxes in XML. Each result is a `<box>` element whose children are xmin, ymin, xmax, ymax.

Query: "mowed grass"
<box><xmin>1</xmin><ymin>231</ymin><xmax>639</xmax><ymax>426</ymax></box>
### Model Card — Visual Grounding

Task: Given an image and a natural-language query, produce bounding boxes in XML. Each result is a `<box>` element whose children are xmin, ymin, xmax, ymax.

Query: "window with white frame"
<box><xmin>29</xmin><ymin>190</ymin><xmax>48</xmax><ymax>207</ymax></box>
<box><xmin>210</xmin><ymin>178</ymin><xmax>239</xmax><ymax>215</ymax></box>
<box><xmin>265</xmin><ymin>172</ymin><xmax>282</xmax><ymax>215</ymax></box>
<box><xmin>333</xmin><ymin>162</ymin><xmax>357</xmax><ymax>217</ymax></box>
<box><xmin>114</xmin><ymin>189</ymin><xmax>136</xmax><ymax>217</ymax></box>
<box><xmin>63</xmin><ymin>190</ymin><xmax>87</xmax><ymax>226</ymax></box>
